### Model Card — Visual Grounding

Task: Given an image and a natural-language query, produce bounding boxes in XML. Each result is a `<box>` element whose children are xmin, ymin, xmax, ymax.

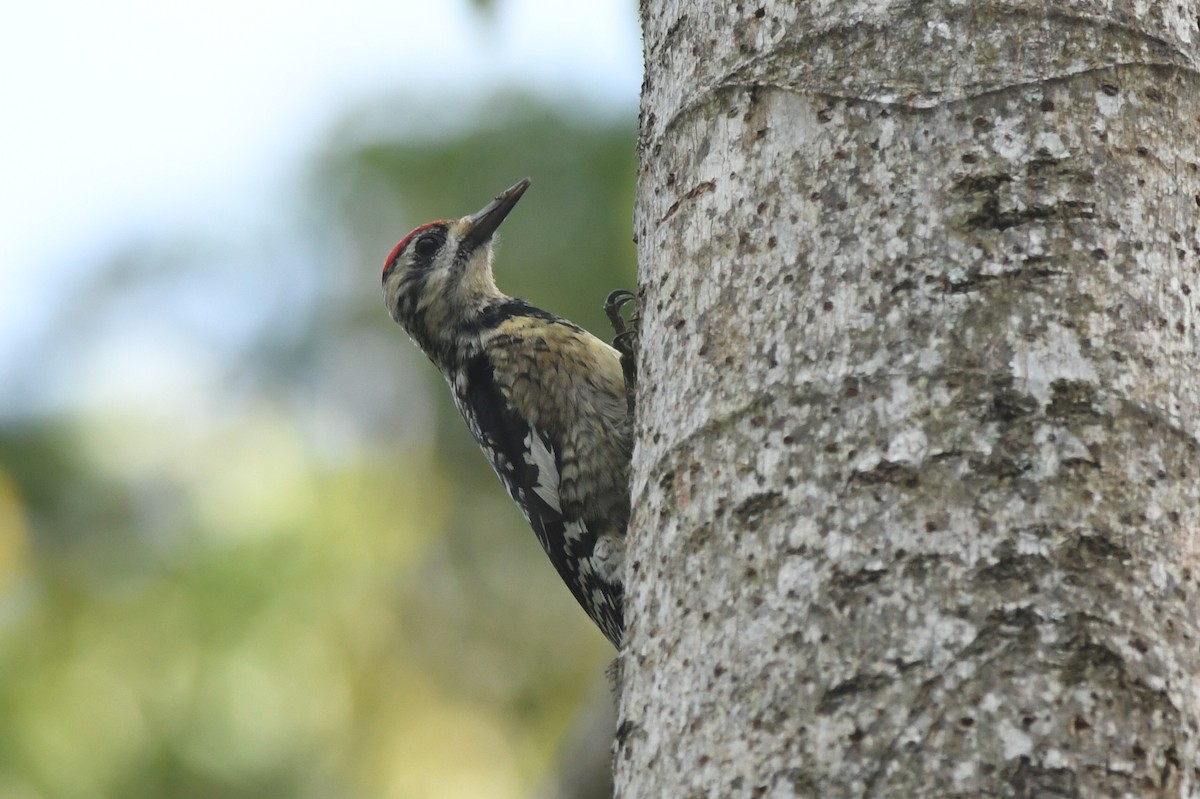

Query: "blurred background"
<box><xmin>0</xmin><ymin>1</ymin><xmax>638</xmax><ymax>797</ymax></box>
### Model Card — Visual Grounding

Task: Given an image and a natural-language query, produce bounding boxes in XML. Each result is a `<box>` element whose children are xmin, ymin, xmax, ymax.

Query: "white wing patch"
<box><xmin>562</xmin><ymin>519</ymin><xmax>587</xmax><ymax>544</ymax></box>
<box><xmin>525</xmin><ymin>427</ymin><xmax>562</xmax><ymax>513</ymax></box>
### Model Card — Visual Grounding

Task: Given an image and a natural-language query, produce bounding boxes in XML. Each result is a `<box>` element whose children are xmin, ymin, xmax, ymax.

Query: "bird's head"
<box><xmin>383</xmin><ymin>178</ymin><xmax>530</xmax><ymax>347</ymax></box>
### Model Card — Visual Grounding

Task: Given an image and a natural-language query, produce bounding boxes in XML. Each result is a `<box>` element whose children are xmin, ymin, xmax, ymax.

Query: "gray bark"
<box><xmin>618</xmin><ymin>1</ymin><xmax>1200</xmax><ymax>796</ymax></box>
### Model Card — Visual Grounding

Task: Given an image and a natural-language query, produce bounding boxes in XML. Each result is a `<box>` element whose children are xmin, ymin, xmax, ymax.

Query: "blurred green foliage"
<box><xmin>0</xmin><ymin>94</ymin><xmax>634</xmax><ymax>798</ymax></box>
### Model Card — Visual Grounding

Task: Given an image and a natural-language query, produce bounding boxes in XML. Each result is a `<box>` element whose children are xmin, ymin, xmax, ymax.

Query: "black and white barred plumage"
<box><xmin>382</xmin><ymin>179</ymin><xmax>629</xmax><ymax>646</ymax></box>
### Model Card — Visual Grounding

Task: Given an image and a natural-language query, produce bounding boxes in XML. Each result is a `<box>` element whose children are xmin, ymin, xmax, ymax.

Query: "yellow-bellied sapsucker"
<box><xmin>382</xmin><ymin>179</ymin><xmax>631</xmax><ymax>647</ymax></box>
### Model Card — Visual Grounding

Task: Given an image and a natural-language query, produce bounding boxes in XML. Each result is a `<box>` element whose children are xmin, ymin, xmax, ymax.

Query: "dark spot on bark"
<box><xmin>1062</xmin><ymin>623</ymin><xmax>1147</xmax><ymax>701</ymax></box>
<box><xmin>976</xmin><ymin>545</ymin><xmax>1049</xmax><ymax>585</ymax></box>
<box><xmin>615</xmin><ymin>719</ymin><xmax>638</xmax><ymax>746</ymax></box>
<box><xmin>659</xmin><ymin>180</ymin><xmax>716</xmax><ymax>224</ymax></box>
<box><xmin>978</xmin><ymin>606</ymin><xmax>1040</xmax><ymax>643</ymax></box>
<box><xmin>1004</xmin><ymin>756</ymin><xmax>1078</xmax><ymax>797</ymax></box>
<box><xmin>1163</xmin><ymin>747</ymin><xmax>1182</xmax><ymax>789</ymax></box>
<box><xmin>953</xmin><ymin>172</ymin><xmax>1012</xmax><ymax>194</ymax></box>
<box><xmin>830</xmin><ymin>567</ymin><xmax>887</xmax><ymax>601</ymax></box>
<box><xmin>1040</xmin><ymin>98</ymin><xmax>1056</xmax><ymax>112</ymax></box>
<box><xmin>991</xmin><ymin>388</ymin><xmax>1039</xmax><ymax>420</ymax></box>
<box><xmin>962</xmin><ymin>152</ymin><xmax>978</xmax><ymax>163</ymax></box>
<box><xmin>966</xmin><ymin>197</ymin><xmax>1096</xmax><ymax>232</ymax></box>
<box><xmin>1101</xmin><ymin>82</ymin><xmax>1119</xmax><ymax>95</ymax></box>
<box><xmin>969</xmin><ymin>453</ymin><xmax>1028</xmax><ymax>479</ymax></box>
<box><xmin>1145</xmin><ymin>86</ymin><xmax>1163</xmax><ymax>102</ymax></box>
<box><xmin>849</xmin><ymin>459</ymin><xmax>919</xmax><ymax>487</ymax></box>
<box><xmin>734</xmin><ymin>491</ymin><xmax>784</xmax><ymax>528</ymax></box>
<box><xmin>1046</xmin><ymin>380</ymin><xmax>1100</xmax><ymax>418</ymax></box>
<box><xmin>1030</xmin><ymin>148</ymin><xmax>1062</xmax><ymax>169</ymax></box>
<box><xmin>817</xmin><ymin>672</ymin><xmax>893</xmax><ymax>713</ymax></box>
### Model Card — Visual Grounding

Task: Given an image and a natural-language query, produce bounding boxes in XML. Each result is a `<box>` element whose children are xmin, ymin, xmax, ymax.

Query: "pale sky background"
<box><xmin>0</xmin><ymin>0</ymin><xmax>641</xmax><ymax>411</ymax></box>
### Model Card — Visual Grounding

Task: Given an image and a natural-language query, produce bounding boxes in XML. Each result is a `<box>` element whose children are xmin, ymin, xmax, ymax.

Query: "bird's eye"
<box><xmin>414</xmin><ymin>233</ymin><xmax>442</xmax><ymax>258</ymax></box>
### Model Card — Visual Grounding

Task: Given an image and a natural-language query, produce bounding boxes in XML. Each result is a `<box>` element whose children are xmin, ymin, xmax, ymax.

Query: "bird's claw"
<box><xmin>604</xmin><ymin>289</ymin><xmax>639</xmax><ymax>417</ymax></box>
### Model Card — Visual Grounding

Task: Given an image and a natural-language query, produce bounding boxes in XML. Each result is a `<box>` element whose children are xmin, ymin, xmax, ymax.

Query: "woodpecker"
<box><xmin>382</xmin><ymin>179</ymin><xmax>631</xmax><ymax>647</ymax></box>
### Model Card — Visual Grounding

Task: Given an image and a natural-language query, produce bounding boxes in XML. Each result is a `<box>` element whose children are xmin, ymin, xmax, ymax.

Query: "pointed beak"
<box><xmin>461</xmin><ymin>178</ymin><xmax>531</xmax><ymax>252</ymax></box>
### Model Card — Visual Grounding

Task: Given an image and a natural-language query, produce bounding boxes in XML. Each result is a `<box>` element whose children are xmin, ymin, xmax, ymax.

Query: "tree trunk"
<box><xmin>618</xmin><ymin>2</ymin><xmax>1200</xmax><ymax>796</ymax></box>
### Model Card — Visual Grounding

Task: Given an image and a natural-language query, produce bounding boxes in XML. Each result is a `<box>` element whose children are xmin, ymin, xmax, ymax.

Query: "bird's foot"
<box><xmin>604</xmin><ymin>289</ymin><xmax>639</xmax><ymax>416</ymax></box>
